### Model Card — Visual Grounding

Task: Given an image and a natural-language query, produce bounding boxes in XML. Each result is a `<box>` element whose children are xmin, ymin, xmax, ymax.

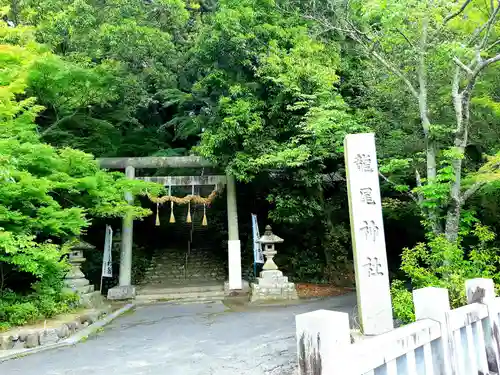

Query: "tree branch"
<box><xmin>467</xmin><ymin>1</ymin><xmax>500</xmax><ymax>47</ymax></box>
<box><xmin>479</xmin><ymin>2</ymin><xmax>500</xmax><ymax>49</ymax></box>
<box><xmin>379</xmin><ymin>172</ymin><xmax>418</xmax><ymax>203</ymax></box>
<box><xmin>299</xmin><ymin>13</ymin><xmax>353</xmax><ymax>35</ymax></box>
<box><xmin>394</xmin><ymin>28</ymin><xmax>414</xmax><ymax>48</ymax></box>
<box><xmin>486</xmin><ymin>39</ymin><xmax>500</xmax><ymax>51</ymax></box>
<box><xmin>40</xmin><ymin>110</ymin><xmax>79</xmax><ymax>136</ymax></box>
<box><xmin>368</xmin><ymin>49</ymin><xmax>419</xmax><ymax>99</ymax></box>
<box><xmin>418</xmin><ymin>17</ymin><xmax>430</xmax><ymax>134</ymax></box>
<box><xmin>453</xmin><ymin>56</ymin><xmax>474</xmax><ymax>75</ymax></box>
<box><xmin>461</xmin><ymin>181</ymin><xmax>486</xmax><ymax>202</ymax></box>
<box><xmin>464</xmin><ymin>53</ymin><xmax>500</xmax><ymax>94</ymax></box>
<box><xmin>295</xmin><ymin>9</ymin><xmax>420</xmax><ymax>99</ymax></box>
<box><xmin>444</xmin><ymin>0</ymin><xmax>473</xmax><ymax>24</ymax></box>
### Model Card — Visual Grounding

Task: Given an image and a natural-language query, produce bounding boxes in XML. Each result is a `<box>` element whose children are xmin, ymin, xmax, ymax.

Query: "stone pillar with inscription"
<box><xmin>344</xmin><ymin>133</ymin><xmax>393</xmax><ymax>335</ymax></box>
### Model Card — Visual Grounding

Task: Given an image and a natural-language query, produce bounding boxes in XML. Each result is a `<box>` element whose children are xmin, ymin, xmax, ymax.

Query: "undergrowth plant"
<box><xmin>391</xmin><ymin>223</ymin><xmax>500</xmax><ymax>324</ymax></box>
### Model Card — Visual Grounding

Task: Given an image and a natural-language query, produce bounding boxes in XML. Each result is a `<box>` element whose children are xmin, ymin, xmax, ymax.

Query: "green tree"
<box><xmin>1</xmin><ymin>0</ymin><xmax>192</xmax><ymax>157</ymax></box>
<box><xmin>174</xmin><ymin>0</ymin><xmax>361</xmax><ymax>187</ymax></box>
<box><xmin>0</xmin><ymin>41</ymin><xmax>162</xmax><ymax>327</ymax></box>
<box><xmin>283</xmin><ymin>0</ymin><xmax>500</xmax><ymax>244</ymax></box>
<box><xmin>170</xmin><ymin>0</ymin><xmax>363</xmax><ymax>281</ymax></box>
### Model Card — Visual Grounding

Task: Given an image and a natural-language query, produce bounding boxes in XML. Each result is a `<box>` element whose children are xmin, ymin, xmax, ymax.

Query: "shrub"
<box><xmin>392</xmin><ymin>224</ymin><xmax>500</xmax><ymax>323</ymax></box>
<box><xmin>34</xmin><ymin>297</ymin><xmax>59</xmax><ymax>318</ymax></box>
<box><xmin>0</xmin><ymin>291</ymin><xmax>80</xmax><ymax>331</ymax></box>
<box><xmin>390</xmin><ymin>280</ymin><xmax>415</xmax><ymax>324</ymax></box>
<box><xmin>0</xmin><ymin>301</ymin><xmax>39</xmax><ymax>327</ymax></box>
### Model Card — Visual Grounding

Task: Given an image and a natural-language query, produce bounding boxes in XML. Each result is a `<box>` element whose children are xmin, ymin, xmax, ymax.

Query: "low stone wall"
<box><xmin>0</xmin><ymin>310</ymin><xmax>107</xmax><ymax>350</ymax></box>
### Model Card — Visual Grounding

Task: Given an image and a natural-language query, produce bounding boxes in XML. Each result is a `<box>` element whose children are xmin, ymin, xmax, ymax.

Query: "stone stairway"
<box><xmin>141</xmin><ymin>248</ymin><xmax>227</xmax><ymax>285</ymax></box>
<box><xmin>137</xmin><ymin>240</ymin><xmax>228</xmax><ymax>303</ymax></box>
<box><xmin>136</xmin><ymin>283</ymin><xmax>226</xmax><ymax>304</ymax></box>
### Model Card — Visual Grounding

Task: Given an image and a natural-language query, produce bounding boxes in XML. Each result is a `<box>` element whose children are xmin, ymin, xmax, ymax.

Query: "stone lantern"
<box><xmin>258</xmin><ymin>225</ymin><xmax>284</xmax><ymax>271</ymax></box>
<box><xmin>63</xmin><ymin>240</ymin><xmax>104</xmax><ymax>308</ymax></box>
<box><xmin>63</xmin><ymin>240</ymin><xmax>94</xmax><ymax>294</ymax></box>
<box><xmin>250</xmin><ymin>225</ymin><xmax>298</xmax><ymax>303</ymax></box>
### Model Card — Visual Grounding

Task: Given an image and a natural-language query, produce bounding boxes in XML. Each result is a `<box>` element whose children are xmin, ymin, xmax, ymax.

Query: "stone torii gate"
<box><xmin>98</xmin><ymin>156</ymin><xmax>242</xmax><ymax>300</ymax></box>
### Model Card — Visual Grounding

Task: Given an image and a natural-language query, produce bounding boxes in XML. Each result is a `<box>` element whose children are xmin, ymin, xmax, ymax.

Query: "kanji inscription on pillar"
<box><xmin>345</xmin><ymin>133</ymin><xmax>393</xmax><ymax>335</ymax></box>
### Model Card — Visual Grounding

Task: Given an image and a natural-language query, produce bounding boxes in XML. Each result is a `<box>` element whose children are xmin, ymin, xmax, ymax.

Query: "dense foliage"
<box><xmin>0</xmin><ymin>36</ymin><xmax>161</xmax><ymax>329</ymax></box>
<box><xmin>1</xmin><ymin>0</ymin><xmax>500</xmax><ymax>327</ymax></box>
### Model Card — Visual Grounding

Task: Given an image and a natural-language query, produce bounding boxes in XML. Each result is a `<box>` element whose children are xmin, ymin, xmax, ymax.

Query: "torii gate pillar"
<box><xmin>226</xmin><ymin>173</ymin><xmax>242</xmax><ymax>290</ymax></box>
<box><xmin>108</xmin><ymin>165</ymin><xmax>136</xmax><ymax>300</ymax></box>
<box><xmin>119</xmin><ymin>165</ymin><xmax>135</xmax><ymax>287</ymax></box>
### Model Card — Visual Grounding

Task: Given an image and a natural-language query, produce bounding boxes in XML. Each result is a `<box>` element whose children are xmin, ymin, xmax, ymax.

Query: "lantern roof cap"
<box><xmin>72</xmin><ymin>240</ymin><xmax>95</xmax><ymax>251</ymax></box>
<box><xmin>258</xmin><ymin>225</ymin><xmax>284</xmax><ymax>244</ymax></box>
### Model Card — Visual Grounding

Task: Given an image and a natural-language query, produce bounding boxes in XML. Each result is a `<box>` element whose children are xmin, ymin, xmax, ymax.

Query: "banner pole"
<box><xmin>101</xmin><ymin>225</ymin><xmax>113</xmax><ymax>295</ymax></box>
<box><xmin>252</xmin><ymin>213</ymin><xmax>263</xmax><ymax>279</ymax></box>
<box><xmin>254</xmin><ymin>256</ymin><xmax>257</xmax><ymax>279</ymax></box>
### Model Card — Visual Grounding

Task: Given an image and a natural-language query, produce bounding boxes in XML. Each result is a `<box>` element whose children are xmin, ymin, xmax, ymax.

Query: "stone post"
<box><xmin>296</xmin><ymin>310</ymin><xmax>351</xmax><ymax>375</ymax></box>
<box><xmin>108</xmin><ymin>165</ymin><xmax>136</xmax><ymax>300</ymax></box>
<box><xmin>226</xmin><ymin>173</ymin><xmax>242</xmax><ymax>290</ymax></box>
<box><xmin>466</xmin><ymin>278</ymin><xmax>495</xmax><ymax>304</ymax></box>
<box><xmin>413</xmin><ymin>287</ymin><xmax>452</xmax><ymax>375</ymax></box>
<box><xmin>413</xmin><ymin>287</ymin><xmax>450</xmax><ymax>322</ymax></box>
<box><xmin>466</xmin><ymin>278</ymin><xmax>499</xmax><ymax>374</ymax></box>
<box><xmin>344</xmin><ymin>133</ymin><xmax>393</xmax><ymax>335</ymax></box>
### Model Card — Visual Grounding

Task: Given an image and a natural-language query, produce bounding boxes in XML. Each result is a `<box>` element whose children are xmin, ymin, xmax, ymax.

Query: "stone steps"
<box><xmin>142</xmin><ymin>247</ymin><xmax>227</xmax><ymax>287</ymax></box>
<box><xmin>144</xmin><ymin>270</ymin><xmax>226</xmax><ymax>278</ymax></box>
<box><xmin>145</xmin><ymin>276</ymin><xmax>226</xmax><ymax>282</ymax></box>
<box><xmin>145</xmin><ymin>265</ymin><xmax>226</xmax><ymax>272</ymax></box>
<box><xmin>144</xmin><ymin>279</ymin><xmax>225</xmax><ymax>286</ymax></box>
<box><xmin>136</xmin><ymin>284</ymin><xmax>226</xmax><ymax>304</ymax></box>
<box><xmin>139</xmin><ymin>284</ymin><xmax>224</xmax><ymax>295</ymax></box>
<box><xmin>135</xmin><ymin>292</ymin><xmax>226</xmax><ymax>304</ymax></box>
<box><xmin>137</xmin><ymin>244</ymin><xmax>230</xmax><ymax>303</ymax></box>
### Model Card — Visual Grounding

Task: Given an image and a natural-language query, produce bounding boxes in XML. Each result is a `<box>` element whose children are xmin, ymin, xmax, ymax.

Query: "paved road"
<box><xmin>0</xmin><ymin>294</ymin><xmax>356</xmax><ymax>375</ymax></box>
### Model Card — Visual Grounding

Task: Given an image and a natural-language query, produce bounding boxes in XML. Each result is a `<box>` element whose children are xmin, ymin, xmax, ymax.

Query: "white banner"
<box><xmin>251</xmin><ymin>214</ymin><xmax>265</xmax><ymax>264</ymax></box>
<box><xmin>102</xmin><ymin>225</ymin><xmax>113</xmax><ymax>277</ymax></box>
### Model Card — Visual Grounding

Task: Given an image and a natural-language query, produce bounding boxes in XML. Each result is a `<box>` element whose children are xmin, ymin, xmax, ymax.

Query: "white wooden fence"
<box><xmin>296</xmin><ymin>278</ymin><xmax>500</xmax><ymax>375</ymax></box>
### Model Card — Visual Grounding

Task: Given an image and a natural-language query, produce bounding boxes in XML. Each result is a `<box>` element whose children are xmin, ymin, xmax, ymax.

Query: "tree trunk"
<box><xmin>445</xmin><ymin>90</ymin><xmax>470</xmax><ymax>242</ymax></box>
<box><xmin>0</xmin><ymin>263</ymin><xmax>5</xmax><ymax>293</ymax></box>
<box><xmin>318</xmin><ymin>187</ymin><xmax>334</xmax><ymax>267</ymax></box>
<box><xmin>425</xmin><ymin>136</ymin><xmax>441</xmax><ymax>234</ymax></box>
<box><xmin>417</xmin><ymin>17</ymin><xmax>441</xmax><ymax>235</ymax></box>
<box><xmin>10</xmin><ymin>0</ymin><xmax>20</xmax><ymax>26</ymax></box>
<box><xmin>445</xmin><ymin>150</ymin><xmax>464</xmax><ymax>243</ymax></box>
<box><xmin>445</xmin><ymin>201</ymin><xmax>461</xmax><ymax>242</ymax></box>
